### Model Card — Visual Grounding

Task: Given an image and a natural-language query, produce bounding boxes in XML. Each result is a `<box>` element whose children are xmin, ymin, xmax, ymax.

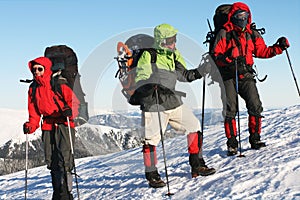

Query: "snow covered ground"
<box><xmin>0</xmin><ymin>105</ymin><xmax>299</xmax><ymax>199</ymax></box>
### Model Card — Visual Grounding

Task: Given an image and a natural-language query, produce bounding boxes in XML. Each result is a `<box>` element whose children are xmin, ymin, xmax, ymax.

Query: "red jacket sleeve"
<box><xmin>27</xmin><ymin>88</ymin><xmax>41</xmax><ymax>132</ymax></box>
<box><xmin>60</xmin><ymin>84</ymin><xmax>80</xmax><ymax>120</ymax></box>
<box><xmin>252</xmin><ymin>31</ymin><xmax>283</xmax><ymax>58</ymax></box>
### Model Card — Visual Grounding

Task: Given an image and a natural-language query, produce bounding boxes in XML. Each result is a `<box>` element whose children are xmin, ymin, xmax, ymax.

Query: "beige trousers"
<box><xmin>142</xmin><ymin>104</ymin><xmax>201</xmax><ymax>146</ymax></box>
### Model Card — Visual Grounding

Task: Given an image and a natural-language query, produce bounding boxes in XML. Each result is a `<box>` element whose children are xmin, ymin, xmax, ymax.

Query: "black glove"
<box><xmin>191</xmin><ymin>69</ymin><xmax>202</xmax><ymax>79</ymax></box>
<box><xmin>276</xmin><ymin>37</ymin><xmax>290</xmax><ymax>50</ymax></box>
<box><xmin>23</xmin><ymin>122</ymin><xmax>34</xmax><ymax>134</ymax></box>
<box><xmin>62</xmin><ymin>106</ymin><xmax>72</xmax><ymax>117</ymax></box>
<box><xmin>236</xmin><ymin>56</ymin><xmax>246</xmax><ymax>66</ymax></box>
<box><xmin>23</xmin><ymin>123</ymin><xmax>30</xmax><ymax>134</ymax></box>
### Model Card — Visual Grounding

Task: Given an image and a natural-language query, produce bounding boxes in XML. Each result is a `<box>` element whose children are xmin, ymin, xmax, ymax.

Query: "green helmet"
<box><xmin>154</xmin><ymin>23</ymin><xmax>178</xmax><ymax>48</ymax></box>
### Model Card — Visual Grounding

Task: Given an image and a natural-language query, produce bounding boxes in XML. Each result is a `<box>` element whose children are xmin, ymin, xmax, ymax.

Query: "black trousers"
<box><xmin>42</xmin><ymin>124</ymin><xmax>75</xmax><ymax>171</ymax></box>
<box><xmin>223</xmin><ymin>78</ymin><xmax>263</xmax><ymax>118</ymax></box>
<box><xmin>42</xmin><ymin>124</ymin><xmax>75</xmax><ymax>200</ymax></box>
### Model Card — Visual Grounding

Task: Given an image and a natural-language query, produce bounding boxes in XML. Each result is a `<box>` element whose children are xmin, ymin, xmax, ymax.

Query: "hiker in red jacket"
<box><xmin>23</xmin><ymin>56</ymin><xmax>80</xmax><ymax>199</ymax></box>
<box><xmin>211</xmin><ymin>2</ymin><xmax>290</xmax><ymax>155</ymax></box>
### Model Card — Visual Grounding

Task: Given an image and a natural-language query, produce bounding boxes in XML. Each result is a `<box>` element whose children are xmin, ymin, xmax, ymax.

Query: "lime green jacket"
<box><xmin>134</xmin><ymin>48</ymin><xmax>202</xmax><ymax>111</ymax></box>
<box><xmin>135</xmin><ymin>48</ymin><xmax>186</xmax><ymax>83</ymax></box>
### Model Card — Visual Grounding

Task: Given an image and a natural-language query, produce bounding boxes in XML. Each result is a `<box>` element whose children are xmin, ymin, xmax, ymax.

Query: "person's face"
<box><xmin>163</xmin><ymin>42</ymin><xmax>176</xmax><ymax>50</ymax></box>
<box><xmin>231</xmin><ymin>10</ymin><xmax>249</xmax><ymax>30</ymax></box>
<box><xmin>162</xmin><ymin>35</ymin><xmax>176</xmax><ymax>50</ymax></box>
<box><xmin>31</xmin><ymin>64</ymin><xmax>45</xmax><ymax>76</ymax></box>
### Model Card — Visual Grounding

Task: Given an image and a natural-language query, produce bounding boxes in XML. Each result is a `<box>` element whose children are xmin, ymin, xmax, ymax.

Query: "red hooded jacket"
<box><xmin>27</xmin><ymin>57</ymin><xmax>80</xmax><ymax>132</ymax></box>
<box><xmin>212</xmin><ymin>2</ymin><xmax>283</xmax><ymax>68</ymax></box>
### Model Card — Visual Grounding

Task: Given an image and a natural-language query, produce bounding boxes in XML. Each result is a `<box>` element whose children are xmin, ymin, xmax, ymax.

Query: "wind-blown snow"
<box><xmin>0</xmin><ymin>105</ymin><xmax>299</xmax><ymax>199</ymax></box>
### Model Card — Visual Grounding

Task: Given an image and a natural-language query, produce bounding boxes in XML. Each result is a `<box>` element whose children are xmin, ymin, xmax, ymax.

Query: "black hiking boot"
<box><xmin>250</xmin><ymin>140</ymin><xmax>266</xmax><ymax>150</ymax></box>
<box><xmin>145</xmin><ymin>170</ymin><xmax>166</xmax><ymax>188</ymax></box>
<box><xmin>226</xmin><ymin>137</ymin><xmax>238</xmax><ymax>156</ymax></box>
<box><xmin>227</xmin><ymin>146</ymin><xmax>238</xmax><ymax>156</ymax></box>
<box><xmin>249</xmin><ymin>133</ymin><xmax>266</xmax><ymax>150</ymax></box>
<box><xmin>189</xmin><ymin>154</ymin><xmax>216</xmax><ymax>178</ymax></box>
<box><xmin>191</xmin><ymin>166</ymin><xmax>216</xmax><ymax>178</ymax></box>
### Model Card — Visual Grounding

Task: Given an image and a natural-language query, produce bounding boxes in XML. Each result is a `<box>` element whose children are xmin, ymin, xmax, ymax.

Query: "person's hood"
<box><xmin>223</xmin><ymin>2</ymin><xmax>252</xmax><ymax>33</ymax></box>
<box><xmin>153</xmin><ymin>23</ymin><xmax>178</xmax><ymax>50</ymax></box>
<box><xmin>28</xmin><ymin>57</ymin><xmax>52</xmax><ymax>85</ymax></box>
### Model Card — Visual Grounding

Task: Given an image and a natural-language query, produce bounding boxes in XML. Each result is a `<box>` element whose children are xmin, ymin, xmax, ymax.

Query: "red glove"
<box><xmin>23</xmin><ymin>122</ymin><xmax>36</xmax><ymax>134</ymax></box>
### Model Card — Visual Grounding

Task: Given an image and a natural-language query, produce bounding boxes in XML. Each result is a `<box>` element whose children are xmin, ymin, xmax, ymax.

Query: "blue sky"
<box><xmin>0</xmin><ymin>0</ymin><xmax>299</xmax><ymax>113</ymax></box>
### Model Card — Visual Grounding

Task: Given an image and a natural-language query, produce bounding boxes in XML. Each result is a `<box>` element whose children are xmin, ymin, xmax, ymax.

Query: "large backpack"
<box><xmin>204</xmin><ymin>4</ymin><xmax>265</xmax><ymax>54</ymax></box>
<box><xmin>44</xmin><ymin>45</ymin><xmax>89</xmax><ymax>125</ymax></box>
<box><xmin>115</xmin><ymin>34</ymin><xmax>157</xmax><ymax>105</ymax></box>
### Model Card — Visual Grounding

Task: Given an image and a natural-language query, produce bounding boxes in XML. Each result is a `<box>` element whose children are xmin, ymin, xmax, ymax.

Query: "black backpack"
<box><xmin>44</xmin><ymin>45</ymin><xmax>89</xmax><ymax>125</ymax></box>
<box><xmin>204</xmin><ymin>4</ymin><xmax>265</xmax><ymax>54</ymax></box>
<box><xmin>115</xmin><ymin>34</ymin><xmax>157</xmax><ymax>105</ymax></box>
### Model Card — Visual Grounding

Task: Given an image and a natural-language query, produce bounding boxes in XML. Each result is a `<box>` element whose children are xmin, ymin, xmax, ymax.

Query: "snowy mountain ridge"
<box><xmin>0</xmin><ymin>107</ymin><xmax>223</xmax><ymax>175</ymax></box>
<box><xmin>0</xmin><ymin>105</ymin><xmax>299</xmax><ymax>199</ymax></box>
<box><xmin>0</xmin><ymin>110</ymin><xmax>146</xmax><ymax>176</ymax></box>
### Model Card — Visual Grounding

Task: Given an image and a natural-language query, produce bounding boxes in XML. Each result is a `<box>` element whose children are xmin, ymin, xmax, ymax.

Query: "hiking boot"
<box><xmin>191</xmin><ymin>166</ymin><xmax>216</xmax><ymax>178</ymax></box>
<box><xmin>250</xmin><ymin>140</ymin><xmax>266</xmax><ymax>150</ymax></box>
<box><xmin>145</xmin><ymin>170</ymin><xmax>166</xmax><ymax>188</ymax></box>
<box><xmin>227</xmin><ymin>146</ymin><xmax>238</xmax><ymax>156</ymax></box>
<box><xmin>226</xmin><ymin>137</ymin><xmax>238</xmax><ymax>156</ymax></box>
<box><xmin>249</xmin><ymin>132</ymin><xmax>266</xmax><ymax>150</ymax></box>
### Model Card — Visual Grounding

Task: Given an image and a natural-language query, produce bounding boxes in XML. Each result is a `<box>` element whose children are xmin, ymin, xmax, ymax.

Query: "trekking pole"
<box><xmin>235</xmin><ymin>59</ymin><xmax>245</xmax><ymax>158</ymax></box>
<box><xmin>201</xmin><ymin>75</ymin><xmax>206</xmax><ymax>134</ymax></box>
<box><xmin>66</xmin><ymin>117</ymin><xmax>80</xmax><ymax>200</ymax></box>
<box><xmin>285</xmin><ymin>49</ymin><xmax>300</xmax><ymax>97</ymax></box>
<box><xmin>25</xmin><ymin>133</ymin><xmax>29</xmax><ymax>200</ymax></box>
<box><xmin>154</xmin><ymin>85</ymin><xmax>174</xmax><ymax>196</ymax></box>
<box><xmin>199</xmin><ymin>75</ymin><xmax>206</xmax><ymax>158</ymax></box>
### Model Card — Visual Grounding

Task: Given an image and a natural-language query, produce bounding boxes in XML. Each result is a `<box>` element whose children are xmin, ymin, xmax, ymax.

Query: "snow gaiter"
<box><xmin>224</xmin><ymin>117</ymin><xmax>238</xmax><ymax>148</ymax></box>
<box><xmin>248</xmin><ymin>115</ymin><xmax>262</xmax><ymax>142</ymax></box>
<box><xmin>187</xmin><ymin>132</ymin><xmax>205</xmax><ymax>169</ymax></box>
<box><xmin>143</xmin><ymin>144</ymin><xmax>158</xmax><ymax>174</ymax></box>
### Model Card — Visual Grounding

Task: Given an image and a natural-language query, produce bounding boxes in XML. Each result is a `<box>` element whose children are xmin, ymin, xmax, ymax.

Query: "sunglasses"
<box><xmin>31</xmin><ymin>67</ymin><xmax>44</xmax><ymax>73</ymax></box>
<box><xmin>233</xmin><ymin>11</ymin><xmax>249</xmax><ymax>21</ymax></box>
<box><xmin>162</xmin><ymin>35</ymin><xmax>177</xmax><ymax>46</ymax></box>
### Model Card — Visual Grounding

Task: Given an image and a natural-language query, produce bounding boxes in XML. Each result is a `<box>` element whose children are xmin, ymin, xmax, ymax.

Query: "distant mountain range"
<box><xmin>0</xmin><ymin>109</ymin><xmax>224</xmax><ymax>175</ymax></box>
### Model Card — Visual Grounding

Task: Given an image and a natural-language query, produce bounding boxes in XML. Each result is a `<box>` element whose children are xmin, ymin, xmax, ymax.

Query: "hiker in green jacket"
<box><xmin>135</xmin><ymin>23</ymin><xmax>216</xmax><ymax>188</ymax></box>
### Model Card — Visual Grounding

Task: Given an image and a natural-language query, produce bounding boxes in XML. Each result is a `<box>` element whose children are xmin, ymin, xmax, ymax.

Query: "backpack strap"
<box><xmin>230</xmin><ymin>30</ymin><xmax>243</xmax><ymax>52</ymax></box>
<box><xmin>224</xmin><ymin>29</ymin><xmax>232</xmax><ymax>45</ymax></box>
<box><xmin>142</xmin><ymin>48</ymin><xmax>157</xmax><ymax>63</ymax></box>
<box><xmin>51</xmin><ymin>75</ymin><xmax>70</xmax><ymax>113</ymax></box>
<box><xmin>142</xmin><ymin>48</ymin><xmax>158</xmax><ymax>72</ymax></box>
<box><xmin>226</xmin><ymin>29</ymin><xmax>257</xmax><ymax>51</ymax></box>
<box><xmin>147</xmin><ymin>48</ymin><xmax>157</xmax><ymax>64</ymax></box>
<box><xmin>30</xmin><ymin>80</ymin><xmax>38</xmax><ymax>102</ymax></box>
